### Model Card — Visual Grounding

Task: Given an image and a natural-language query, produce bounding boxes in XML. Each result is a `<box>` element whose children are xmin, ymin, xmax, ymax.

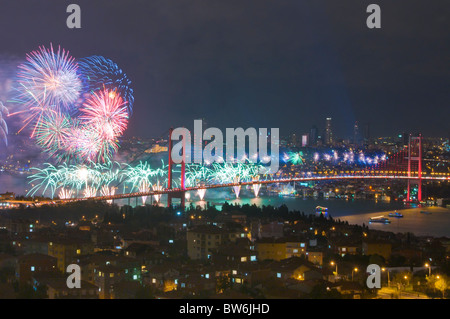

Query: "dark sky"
<box><xmin>0</xmin><ymin>0</ymin><xmax>448</xmax><ymax>140</ymax></box>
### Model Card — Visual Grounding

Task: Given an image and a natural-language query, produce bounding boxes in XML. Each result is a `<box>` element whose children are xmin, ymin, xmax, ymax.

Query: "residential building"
<box><xmin>16</xmin><ymin>253</ymin><xmax>57</xmax><ymax>286</ymax></box>
<box><xmin>187</xmin><ymin>224</ymin><xmax>246</xmax><ymax>260</ymax></box>
<box><xmin>48</xmin><ymin>239</ymin><xmax>94</xmax><ymax>272</ymax></box>
<box><xmin>362</xmin><ymin>241</ymin><xmax>392</xmax><ymax>260</ymax></box>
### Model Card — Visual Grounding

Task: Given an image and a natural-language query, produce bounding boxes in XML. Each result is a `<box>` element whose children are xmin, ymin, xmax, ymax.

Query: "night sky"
<box><xmin>0</xmin><ymin>0</ymin><xmax>448</xmax><ymax>140</ymax></box>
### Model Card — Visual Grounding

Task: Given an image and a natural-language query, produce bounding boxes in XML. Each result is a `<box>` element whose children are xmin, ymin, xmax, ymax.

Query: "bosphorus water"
<box><xmin>2</xmin><ymin>172</ymin><xmax>449</xmax><ymax>238</ymax></box>
<box><xmin>187</xmin><ymin>194</ymin><xmax>450</xmax><ymax>238</ymax></box>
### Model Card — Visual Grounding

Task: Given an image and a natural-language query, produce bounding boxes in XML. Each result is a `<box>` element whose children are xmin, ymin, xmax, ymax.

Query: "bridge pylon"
<box><xmin>406</xmin><ymin>134</ymin><xmax>423</xmax><ymax>202</ymax></box>
<box><xmin>167</xmin><ymin>127</ymin><xmax>186</xmax><ymax>209</ymax></box>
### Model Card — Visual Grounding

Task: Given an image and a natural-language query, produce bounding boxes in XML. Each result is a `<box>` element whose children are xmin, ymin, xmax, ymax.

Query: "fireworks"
<box><xmin>9</xmin><ymin>45</ymin><xmax>133</xmax><ymax>164</ymax></box>
<box><xmin>252</xmin><ymin>176</ymin><xmax>262</xmax><ymax>197</ymax></box>
<box><xmin>77</xmin><ymin>56</ymin><xmax>134</xmax><ymax>115</ymax></box>
<box><xmin>100</xmin><ymin>185</ymin><xmax>116</xmax><ymax>204</ymax></box>
<box><xmin>27</xmin><ymin>158</ymin><xmax>269</xmax><ymax>201</ymax></box>
<box><xmin>209</xmin><ymin>161</ymin><xmax>262</xmax><ymax>184</ymax></box>
<box><xmin>77</xmin><ymin>88</ymin><xmax>129</xmax><ymax>162</ymax></box>
<box><xmin>64</xmin><ymin>124</ymin><xmax>101</xmax><ymax>162</ymax></box>
<box><xmin>151</xmin><ymin>181</ymin><xmax>162</xmax><ymax>203</ymax></box>
<box><xmin>34</xmin><ymin>111</ymin><xmax>73</xmax><ymax>158</ymax></box>
<box><xmin>308</xmin><ymin>150</ymin><xmax>383</xmax><ymax>166</ymax></box>
<box><xmin>232</xmin><ymin>176</ymin><xmax>241</xmax><ymax>199</ymax></box>
<box><xmin>27</xmin><ymin>162</ymin><xmax>120</xmax><ymax>198</ymax></box>
<box><xmin>197</xmin><ymin>188</ymin><xmax>206</xmax><ymax>201</ymax></box>
<box><xmin>139</xmin><ymin>180</ymin><xmax>150</xmax><ymax>205</ymax></box>
<box><xmin>0</xmin><ymin>101</ymin><xmax>8</xmax><ymax>145</ymax></box>
<box><xmin>285</xmin><ymin>151</ymin><xmax>305</xmax><ymax>165</ymax></box>
<box><xmin>185</xmin><ymin>163</ymin><xmax>212</xmax><ymax>187</ymax></box>
<box><xmin>58</xmin><ymin>188</ymin><xmax>73</xmax><ymax>200</ymax></box>
<box><xmin>13</xmin><ymin>44</ymin><xmax>81</xmax><ymax>135</ymax></box>
<box><xmin>84</xmin><ymin>186</ymin><xmax>97</xmax><ymax>198</ymax></box>
<box><xmin>122</xmin><ymin>161</ymin><xmax>167</xmax><ymax>192</ymax></box>
<box><xmin>80</xmin><ymin>89</ymin><xmax>128</xmax><ymax>137</ymax></box>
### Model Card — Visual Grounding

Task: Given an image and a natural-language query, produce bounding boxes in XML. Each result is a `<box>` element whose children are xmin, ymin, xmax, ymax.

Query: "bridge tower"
<box><xmin>167</xmin><ymin>127</ymin><xmax>186</xmax><ymax>209</ymax></box>
<box><xmin>406</xmin><ymin>134</ymin><xmax>423</xmax><ymax>202</ymax></box>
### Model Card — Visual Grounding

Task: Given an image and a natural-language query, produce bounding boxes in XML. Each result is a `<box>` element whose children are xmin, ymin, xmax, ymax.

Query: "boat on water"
<box><xmin>420</xmin><ymin>210</ymin><xmax>432</xmax><ymax>215</ymax></box>
<box><xmin>388</xmin><ymin>211</ymin><xmax>403</xmax><ymax>218</ymax></box>
<box><xmin>315</xmin><ymin>206</ymin><xmax>328</xmax><ymax>217</ymax></box>
<box><xmin>369</xmin><ymin>216</ymin><xmax>391</xmax><ymax>224</ymax></box>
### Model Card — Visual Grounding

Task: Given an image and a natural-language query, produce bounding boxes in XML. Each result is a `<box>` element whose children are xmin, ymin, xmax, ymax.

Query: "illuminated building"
<box><xmin>325</xmin><ymin>117</ymin><xmax>333</xmax><ymax>145</ymax></box>
<box><xmin>353</xmin><ymin>121</ymin><xmax>360</xmax><ymax>146</ymax></box>
<box><xmin>0</xmin><ymin>192</ymin><xmax>14</xmax><ymax>200</ymax></box>
<box><xmin>309</xmin><ymin>125</ymin><xmax>318</xmax><ymax>146</ymax></box>
<box><xmin>301</xmin><ymin>134</ymin><xmax>308</xmax><ymax>147</ymax></box>
<box><xmin>256</xmin><ymin>238</ymin><xmax>306</xmax><ymax>261</ymax></box>
<box><xmin>48</xmin><ymin>239</ymin><xmax>94</xmax><ymax>272</ymax></box>
<box><xmin>145</xmin><ymin>144</ymin><xmax>169</xmax><ymax>153</ymax></box>
<box><xmin>16</xmin><ymin>253</ymin><xmax>57</xmax><ymax>286</ymax></box>
<box><xmin>187</xmin><ymin>225</ymin><xmax>246</xmax><ymax>260</ymax></box>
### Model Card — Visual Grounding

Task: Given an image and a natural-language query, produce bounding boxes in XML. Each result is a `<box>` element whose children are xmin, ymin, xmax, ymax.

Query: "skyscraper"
<box><xmin>325</xmin><ymin>118</ymin><xmax>333</xmax><ymax>146</ymax></box>
<box><xmin>309</xmin><ymin>125</ymin><xmax>318</xmax><ymax>146</ymax></box>
<box><xmin>363</xmin><ymin>123</ymin><xmax>370</xmax><ymax>144</ymax></box>
<box><xmin>301</xmin><ymin>134</ymin><xmax>308</xmax><ymax>147</ymax></box>
<box><xmin>353</xmin><ymin>121</ymin><xmax>360</xmax><ymax>146</ymax></box>
<box><xmin>290</xmin><ymin>133</ymin><xmax>298</xmax><ymax>147</ymax></box>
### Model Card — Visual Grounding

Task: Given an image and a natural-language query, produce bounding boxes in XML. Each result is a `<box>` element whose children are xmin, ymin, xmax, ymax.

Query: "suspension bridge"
<box><xmin>48</xmin><ymin>131</ymin><xmax>449</xmax><ymax>209</ymax></box>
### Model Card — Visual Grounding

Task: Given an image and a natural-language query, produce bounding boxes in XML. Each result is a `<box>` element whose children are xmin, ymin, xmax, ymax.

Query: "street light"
<box><xmin>382</xmin><ymin>268</ymin><xmax>390</xmax><ymax>287</ymax></box>
<box><xmin>330</xmin><ymin>261</ymin><xmax>338</xmax><ymax>276</ymax></box>
<box><xmin>425</xmin><ymin>263</ymin><xmax>431</xmax><ymax>277</ymax></box>
<box><xmin>352</xmin><ymin>268</ymin><xmax>358</xmax><ymax>281</ymax></box>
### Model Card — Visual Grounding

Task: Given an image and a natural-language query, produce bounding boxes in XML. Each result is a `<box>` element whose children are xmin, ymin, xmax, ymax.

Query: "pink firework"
<box><xmin>79</xmin><ymin>88</ymin><xmax>129</xmax><ymax>140</ymax></box>
<box><xmin>65</xmin><ymin>124</ymin><xmax>102</xmax><ymax>163</ymax></box>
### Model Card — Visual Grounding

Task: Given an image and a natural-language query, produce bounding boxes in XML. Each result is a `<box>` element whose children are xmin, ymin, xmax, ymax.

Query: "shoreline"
<box><xmin>339</xmin><ymin>206</ymin><xmax>450</xmax><ymax>238</ymax></box>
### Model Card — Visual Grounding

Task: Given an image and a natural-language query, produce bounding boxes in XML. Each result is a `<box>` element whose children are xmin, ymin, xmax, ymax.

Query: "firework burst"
<box><xmin>58</xmin><ymin>188</ymin><xmax>73</xmax><ymax>200</ymax></box>
<box><xmin>77</xmin><ymin>55</ymin><xmax>134</xmax><ymax>115</ymax></box>
<box><xmin>34</xmin><ymin>111</ymin><xmax>72</xmax><ymax>158</ymax></box>
<box><xmin>77</xmin><ymin>88</ymin><xmax>128</xmax><ymax>163</ymax></box>
<box><xmin>9</xmin><ymin>45</ymin><xmax>133</xmax><ymax>165</ymax></box>
<box><xmin>285</xmin><ymin>151</ymin><xmax>304</xmax><ymax>165</ymax></box>
<box><xmin>15</xmin><ymin>44</ymin><xmax>81</xmax><ymax>125</ymax></box>
<box><xmin>0</xmin><ymin>101</ymin><xmax>8</xmax><ymax>145</ymax></box>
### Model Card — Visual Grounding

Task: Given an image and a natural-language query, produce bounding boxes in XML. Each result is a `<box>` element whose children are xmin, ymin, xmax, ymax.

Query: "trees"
<box><xmin>427</xmin><ymin>274</ymin><xmax>449</xmax><ymax>299</ymax></box>
<box><xmin>216</xmin><ymin>274</ymin><xmax>232</xmax><ymax>294</ymax></box>
<box><xmin>134</xmin><ymin>285</ymin><xmax>155</xmax><ymax>299</ymax></box>
<box><xmin>392</xmin><ymin>271</ymin><xmax>412</xmax><ymax>291</ymax></box>
<box><xmin>435</xmin><ymin>275</ymin><xmax>448</xmax><ymax>299</ymax></box>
